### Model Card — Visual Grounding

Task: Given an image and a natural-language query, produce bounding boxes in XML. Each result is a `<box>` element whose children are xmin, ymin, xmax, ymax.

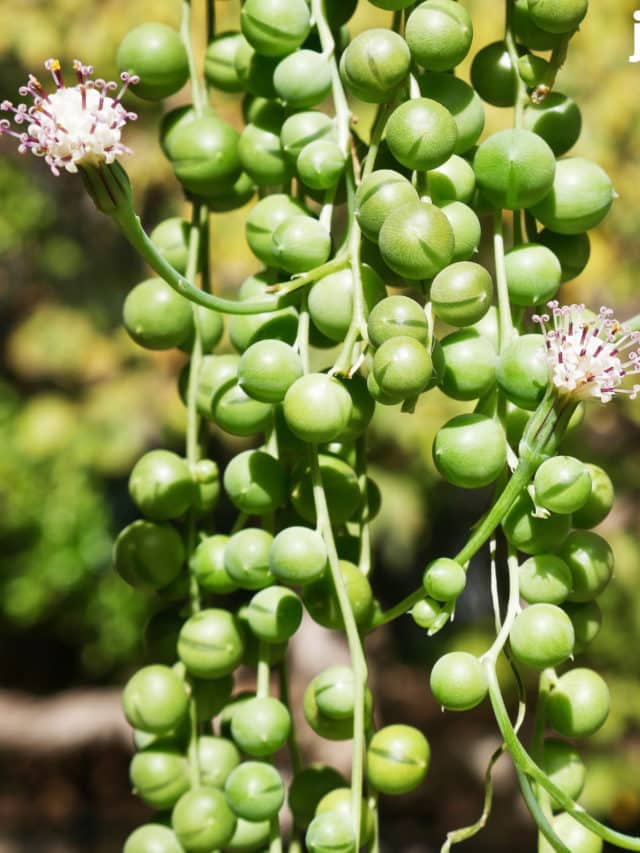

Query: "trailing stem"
<box><xmin>309</xmin><ymin>446</ymin><xmax>368</xmax><ymax>848</ymax></box>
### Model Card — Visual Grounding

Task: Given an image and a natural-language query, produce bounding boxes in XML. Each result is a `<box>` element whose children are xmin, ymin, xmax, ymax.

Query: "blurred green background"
<box><xmin>1</xmin><ymin>0</ymin><xmax>640</xmax><ymax>850</ymax></box>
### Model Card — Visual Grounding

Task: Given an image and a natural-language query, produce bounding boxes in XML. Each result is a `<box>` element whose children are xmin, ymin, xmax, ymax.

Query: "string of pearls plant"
<box><xmin>3</xmin><ymin>0</ymin><xmax>640</xmax><ymax>850</ymax></box>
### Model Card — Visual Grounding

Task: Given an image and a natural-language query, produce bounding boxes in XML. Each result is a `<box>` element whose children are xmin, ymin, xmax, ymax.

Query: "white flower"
<box><xmin>533</xmin><ymin>301</ymin><xmax>640</xmax><ymax>403</ymax></box>
<box><xmin>1</xmin><ymin>59</ymin><xmax>138</xmax><ymax>175</ymax></box>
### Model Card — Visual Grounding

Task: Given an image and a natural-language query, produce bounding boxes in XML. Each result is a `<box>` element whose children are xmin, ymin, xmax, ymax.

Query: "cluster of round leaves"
<box><xmin>113</xmin><ymin>1</ymin><xmax>621</xmax><ymax>851</ymax></box>
<box><xmin>421</xmin><ymin>453</ymin><xmax>614</xmax><ymax>832</ymax></box>
<box><xmin>120</xmin><ymin>658</ymin><xmax>430</xmax><ymax>851</ymax></box>
<box><xmin>117</xmin><ymin>3</ymin><xmax>606</xmax><ymax>512</ymax></box>
<box><xmin>114</xmin><ymin>372</ymin><xmax>433</xmax><ymax>852</ymax></box>
<box><xmin>424</xmin><ymin>454</ymin><xmax>613</xmax><ymax>699</ymax></box>
<box><xmin>115</xmin><ymin>0</ymin><xmax>610</xmax><ymax>269</ymax></box>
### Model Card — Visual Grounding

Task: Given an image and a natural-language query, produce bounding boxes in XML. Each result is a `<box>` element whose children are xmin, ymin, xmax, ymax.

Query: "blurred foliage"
<box><xmin>1</xmin><ymin>0</ymin><xmax>640</xmax><ymax>834</ymax></box>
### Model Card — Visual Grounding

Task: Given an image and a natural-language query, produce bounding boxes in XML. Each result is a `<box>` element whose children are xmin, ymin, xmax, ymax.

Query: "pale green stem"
<box><xmin>504</xmin><ymin>0</ymin><xmax>527</xmax><ymax>253</ymax></box>
<box><xmin>370</xmin><ymin>459</ymin><xmax>533</xmax><ymax>629</ymax></box>
<box><xmin>311</xmin><ymin>0</ymin><xmax>364</xmax><ymax>381</ymax></box>
<box><xmin>532</xmin><ymin>669</ymin><xmax>556</xmax><ymax>849</ymax></box>
<box><xmin>538</xmin><ymin>34</ymin><xmax>572</xmax><ymax>100</ymax></box>
<box><xmin>441</xmin><ymin>743</ymin><xmax>504</xmax><ymax>852</ymax></box>
<box><xmin>269</xmin><ymin>816</ymin><xmax>283</xmax><ymax>853</ymax></box>
<box><xmin>486</xmin><ymin>665</ymin><xmax>640</xmax><ymax>850</ymax></box>
<box><xmin>409</xmin><ymin>72</ymin><xmax>421</xmax><ymax>99</ymax></box>
<box><xmin>477</xmin><ymin>529</ymin><xmax>583</xmax><ymax>853</ymax></box>
<box><xmin>482</xmin><ymin>549</ymin><xmax>520</xmax><ymax>665</ymax></box>
<box><xmin>185</xmin><ymin>207</ymin><xmax>207</xmax><ymax>472</ymax></box>
<box><xmin>258</xmin><ymin>643</ymin><xmax>280</xmax><ymax>850</ymax></box>
<box><xmin>230</xmin><ymin>512</ymin><xmax>248</xmax><ymax>535</ymax></box>
<box><xmin>356</xmin><ymin>436</ymin><xmax>372</xmax><ymax>577</ymax></box>
<box><xmin>181</xmin><ymin>0</ymin><xmax>205</xmax><ymax>115</ymax></box>
<box><xmin>425</xmin><ymin>300</ymin><xmax>435</xmax><ymax>349</ymax></box>
<box><xmin>331</xmin><ymin>170</ymin><xmax>367</xmax><ymax>377</ymax></box>
<box><xmin>504</xmin><ymin>0</ymin><xmax>528</xmax><ymax>129</ymax></box>
<box><xmin>493</xmin><ymin>210</ymin><xmax>515</xmax><ymax>353</ymax></box>
<box><xmin>256</xmin><ymin>641</ymin><xmax>271</xmax><ymax>699</ymax></box>
<box><xmin>361</xmin><ymin>103</ymin><xmax>391</xmax><ymax>181</ymax></box>
<box><xmin>489</xmin><ymin>537</ymin><xmax>501</xmax><ymax>634</ymax></box>
<box><xmin>279</xmin><ymin>657</ymin><xmax>304</xmax><ymax>852</ymax></box>
<box><xmin>311</xmin><ymin>0</ymin><xmax>351</xmax><ymax>157</ymax></box>
<box><xmin>279</xmin><ymin>658</ymin><xmax>304</xmax><ymax>776</ymax></box>
<box><xmin>264</xmin><ymin>420</ymin><xmax>279</xmax><ymax>458</ymax></box>
<box><xmin>187</xmin><ymin>693</ymin><xmax>201</xmax><ymax>789</ymax></box>
<box><xmin>320</xmin><ymin>185</ymin><xmax>337</xmax><ymax>231</ymax></box>
<box><xmin>531</xmin><ymin>669</ymin><xmax>555</xmax><ymax>764</ymax></box>
<box><xmin>294</xmin><ymin>293</ymin><xmax>311</xmax><ymax>375</ymax></box>
<box><xmin>113</xmin><ymin>200</ymin><xmax>346</xmax><ymax>315</ymax></box>
<box><xmin>309</xmin><ymin>446</ymin><xmax>368</xmax><ymax>848</ymax></box>
<box><xmin>516</xmin><ymin>768</ymin><xmax>570</xmax><ymax>853</ymax></box>
<box><xmin>183</xmin><ymin>202</ymin><xmax>207</xmax><ymax>790</ymax></box>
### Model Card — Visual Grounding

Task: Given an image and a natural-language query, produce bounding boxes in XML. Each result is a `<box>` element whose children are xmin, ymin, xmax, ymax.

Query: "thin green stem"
<box><xmin>504</xmin><ymin>0</ymin><xmax>528</xmax><ymax>128</ymax></box>
<box><xmin>269</xmin><ymin>815</ymin><xmax>283</xmax><ymax>853</ymax></box>
<box><xmin>356</xmin><ymin>436</ymin><xmax>372</xmax><ymax>577</ymax></box>
<box><xmin>183</xmin><ymin>201</ymin><xmax>207</xmax><ymax>789</ymax></box>
<box><xmin>201</xmin><ymin>208</ymin><xmax>212</xmax><ymax>294</ymax></box>
<box><xmin>295</xmin><ymin>292</ymin><xmax>311</xmax><ymax>376</ymax></box>
<box><xmin>257</xmin><ymin>641</ymin><xmax>271</xmax><ymax>699</ymax></box>
<box><xmin>531</xmin><ymin>671</ymin><xmax>553</xmax><ymax>760</ymax></box>
<box><xmin>230</xmin><ymin>512</ymin><xmax>248</xmax><ymax>535</ymax></box>
<box><xmin>279</xmin><ymin>658</ymin><xmax>304</xmax><ymax>775</ymax></box>
<box><xmin>185</xmin><ymin>205</ymin><xmax>207</xmax><ymax>469</ymax></box>
<box><xmin>489</xmin><ymin>537</ymin><xmax>501</xmax><ymax>634</ymax></box>
<box><xmin>275</xmin><ymin>256</ymin><xmax>351</xmax><ymax>288</ymax></box>
<box><xmin>311</xmin><ymin>0</ymin><xmax>351</xmax><ymax>157</ymax></box>
<box><xmin>493</xmin><ymin>210</ymin><xmax>515</xmax><ymax>352</ymax></box>
<box><xmin>516</xmin><ymin>768</ymin><xmax>570</xmax><ymax>853</ymax></box>
<box><xmin>456</xmin><ymin>463</ymin><xmax>532</xmax><ymax>565</ymax></box>
<box><xmin>532</xmin><ymin>669</ymin><xmax>556</xmax><ymax>848</ymax></box>
<box><xmin>370</xmin><ymin>390</ymin><xmax>575</xmax><ymax>631</ymax></box>
<box><xmin>187</xmin><ymin>687</ymin><xmax>201</xmax><ymax>788</ymax></box>
<box><xmin>186</xmin><ymin>516</ymin><xmax>202</xmax><ymax>616</ymax></box>
<box><xmin>309</xmin><ymin>446</ymin><xmax>368</xmax><ymax>848</ymax></box>
<box><xmin>181</xmin><ymin>0</ymin><xmax>205</xmax><ymax>115</ymax></box>
<box><xmin>486</xmin><ymin>665</ymin><xmax>640</xmax><ymax>850</ymax></box>
<box><xmin>370</xmin><ymin>461</ymin><xmax>532</xmax><ymax>630</ymax></box>
<box><xmin>319</xmin><ymin>185</ymin><xmax>337</xmax><ymax>231</ymax></box>
<box><xmin>331</xmin><ymin>170</ymin><xmax>367</xmax><ymax>377</ymax></box>
<box><xmin>441</xmin><ymin>744</ymin><xmax>504</xmax><ymax>852</ymax></box>
<box><xmin>113</xmin><ymin>202</ymin><xmax>343</xmax><ymax>314</ymax></box>
<box><xmin>535</xmin><ymin>34</ymin><xmax>572</xmax><ymax>102</ymax></box>
<box><xmin>361</xmin><ymin>103</ymin><xmax>391</xmax><ymax>181</ymax></box>
<box><xmin>482</xmin><ymin>549</ymin><xmax>520</xmax><ymax>664</ymax></box>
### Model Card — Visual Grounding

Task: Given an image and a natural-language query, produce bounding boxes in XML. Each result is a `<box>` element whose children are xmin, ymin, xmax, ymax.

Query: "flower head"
<box><xmin>1</xmin><ymin>59</ymin><xmax>138</xmax><ymax>175</ymax></box>
<box><xmin>533</xmin><ymin>301</ymin><xmax>640</xmax><ymax>403</ymax></box>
